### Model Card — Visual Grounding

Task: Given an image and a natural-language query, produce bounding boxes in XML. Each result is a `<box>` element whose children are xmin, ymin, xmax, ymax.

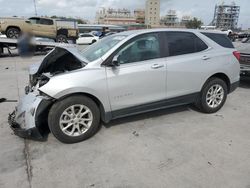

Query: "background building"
<box><xmin>212</xmin><ymin>2</ymin><xmax>240</xmax><ymax>30</ymax></box>
<box><xmin>145</xmin><ymin>0</ymin><xmax>160</xmax><ymax>27</ymax></box>
<box><xmin>134</xmin><ymin>9</ymin><xmax>145</xmax><ymax>24</ymax></box>
<box><xmin>161</xmin><ymin>10</ymin><xmax>178</xmax><ymax>27</ymax></box>
<box><xmin>180</xmin><ymin>15</ymin><xmax>192</xmax><ymax>27</ymax></box>
<box><xmin>96</xmin><ymin>8</ymin><xmax>137</xmax><ymax>25</ymax></box>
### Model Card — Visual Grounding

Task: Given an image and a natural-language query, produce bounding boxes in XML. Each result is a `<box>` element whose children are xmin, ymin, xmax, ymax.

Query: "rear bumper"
<box><xmin>8</xmin><ymin>92</ymin><xmax>53</xmax><ymax>140</ymax></box>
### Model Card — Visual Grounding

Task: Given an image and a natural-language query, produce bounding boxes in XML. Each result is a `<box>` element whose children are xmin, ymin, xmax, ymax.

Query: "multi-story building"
<box><xmin>161</xmin><ymin>9</ymin><xmax>178</xmax><ymax>27</ymax></box>
<box><xmin>145</xmin><ymin>0</ymin><xmax>160</xmax><ymax>27</ymax></box>
<box><xmin>212</xmin><ymin>2</ymin><xmax>240</xmax><ymax>30</ymax></box>
<box><xmin>180</xmin><ymin>15</ymin><xmax>192</xmax><ymax>26</ymax></box>
<box><xmin>134</xmin><ymin>9</ymin><xmax>145</xmax><ymax>24</ymax></box>
<box><xmin>95</xmin><ymin>8</ymin><xmax>137</xmax><ymax>25</ymax></box>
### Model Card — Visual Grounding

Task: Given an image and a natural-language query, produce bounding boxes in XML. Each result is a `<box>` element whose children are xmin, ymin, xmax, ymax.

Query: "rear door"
<box><xmin>164</xmin><ymin>31</ymin><xmax>210</xmax><ymax>99</ymax></box>
<box><xmin>106</xmin><ymin>33</ymin><xmax>167</xmax><ymax>114</ymax></box>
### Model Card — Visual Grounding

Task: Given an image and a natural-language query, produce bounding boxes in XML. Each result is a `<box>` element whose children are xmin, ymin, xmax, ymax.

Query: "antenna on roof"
<box><xmin>33</xmin><ymin>0</ymin><xmax>38</xmax><ymax>16</ymax></box>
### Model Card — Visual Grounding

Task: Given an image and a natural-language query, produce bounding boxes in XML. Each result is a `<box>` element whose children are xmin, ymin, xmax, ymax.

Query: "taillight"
<box><xmin>233</xmin><ymin>51</ymin><xmax>241</xmax><ymax>61</ymax></box>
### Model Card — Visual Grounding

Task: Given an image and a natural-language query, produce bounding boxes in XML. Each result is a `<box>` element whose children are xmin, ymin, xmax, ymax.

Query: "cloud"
<box><xmin>0</xmin><ymin>0</ymin><xmax>249</xmax><ymax>29</ymax></box>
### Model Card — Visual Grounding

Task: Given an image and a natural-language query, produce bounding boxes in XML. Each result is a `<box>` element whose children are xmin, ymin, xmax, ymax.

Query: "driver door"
<box><xmin>105</xmin><ymin>33</ymin><xmax>167</xmax><ymax>115</ymax></box>
<box><xmin>29</xmin><ymin>17</ymin><xmax>43</xmax><ymax>37</ymax></box>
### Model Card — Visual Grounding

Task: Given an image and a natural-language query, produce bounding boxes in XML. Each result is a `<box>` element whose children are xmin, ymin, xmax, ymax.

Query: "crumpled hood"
<box><xmin>29</xmin><ymin>45</ymin><xmax>87</xmax><ymax>75</ymax></box>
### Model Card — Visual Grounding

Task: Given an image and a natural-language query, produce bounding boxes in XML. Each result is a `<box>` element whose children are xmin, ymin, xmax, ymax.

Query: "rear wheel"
<box><xmin>56</xmin><ymin>34</ymin><xmax>68</xmax><ymax>43</ymax></box>
<box><xmin>6</xmin><ymin>27</ymin><xmax>20</xmax><ymax>38</ymax></box>
<box><xmin>195</xmin><ymin>78</ymin><xmax>228</xmax><ymax>113</ymax></box>
<box><xmin>48</xmin><ymin>95</ymin><xmax>100</xmax><ymax>143</ymax></box>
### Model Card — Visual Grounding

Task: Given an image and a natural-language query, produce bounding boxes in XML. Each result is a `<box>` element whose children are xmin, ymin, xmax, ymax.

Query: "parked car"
<box><xmin>76</xmin><ymin>33</ymin><xmax>99</xmax><ymax>45</ymax></box>
<box><xmin>0</xmin><ymin>17</ymin><xmax>79</xmax><ymax>43</ymax></box>
<box><xmin>234</xmin><ymin>41</ymin><xmax>250</xmax><ymax>76</ymax></box>
<box><xmin>9</xmin><ymin>29</ymin><xmax>240</xmax><ymax>143</ymax></box>
<box><xmin>240</xmin><ymin>53</ymin><xmax>250</xmax><ymax>77</ymax></box>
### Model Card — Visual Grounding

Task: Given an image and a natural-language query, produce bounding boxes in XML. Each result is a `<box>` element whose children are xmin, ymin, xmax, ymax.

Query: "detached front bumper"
<box><xmin>8</xmin><ymin>92</ymin><xmax>53</xmax><ymax>140</ymax></box>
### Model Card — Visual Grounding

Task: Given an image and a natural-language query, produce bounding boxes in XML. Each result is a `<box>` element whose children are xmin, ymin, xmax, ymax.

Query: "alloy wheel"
<box><xmin>206</xmin><ymin>84</ymin><xmax>224</xmax><ymax>108</ymax></box>
<box><xmin>59</xmin><ymin>104</ymin><xmax>93</xmax><ymax>137</ymax></box>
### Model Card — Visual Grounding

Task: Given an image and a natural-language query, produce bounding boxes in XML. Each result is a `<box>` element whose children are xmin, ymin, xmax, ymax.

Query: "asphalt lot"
<box><xmin>0</xmin><ymin>51</ymin><xmax>250</xmax><ymax>188</ymax></box>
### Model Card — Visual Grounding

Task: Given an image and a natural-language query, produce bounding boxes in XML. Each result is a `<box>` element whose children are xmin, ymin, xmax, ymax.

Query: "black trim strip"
<box><xmin>111</xmin><ymin>93</ymin><xmax>199</xmax><ymax>120</ymax></box>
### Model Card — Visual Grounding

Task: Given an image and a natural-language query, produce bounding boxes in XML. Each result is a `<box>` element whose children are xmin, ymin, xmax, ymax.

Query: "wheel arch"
<box><xmin>57</xmin><ymin>29</ymin><xmax>68</xmax><ymax>37</ymax></box>
<box><xmin>6</xmin><ymin>26</ymin><xmax>21</xmax><ymax>32</ymax></box>
<box><xmin>55</xmin><ymin>92</ymin><xmax>112</xmax><ymax>123</ymax></box>
<box><xmin>204</xmin><ymin>73</ymin><xmax>231</xmax><ymax>93</ymax></box>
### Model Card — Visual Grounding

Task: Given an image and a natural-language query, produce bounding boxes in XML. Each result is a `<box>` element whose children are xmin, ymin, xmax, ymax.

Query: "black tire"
<box><xmin>6</xmin><ymin>27</ymin><xmax>20</xmax><ymax>38</ymax></box>
<box><xmin>195</xmin><ymin>78</ymin><xmax>228</xmax><ymax>113</ymax></box>
<box><xmin>92</xmin><ymin>39</ymin><xmax>97</xmax><ymax>44</ymax></box>
<box><xmin>48</xmin><ymin>95</ymin><xmax>100</xmax><ymax>143</ymax></box>
<box><xmin>56</xmin><ymin>34</ymin><xmax>68</xmax><ymax>43</ymax></box>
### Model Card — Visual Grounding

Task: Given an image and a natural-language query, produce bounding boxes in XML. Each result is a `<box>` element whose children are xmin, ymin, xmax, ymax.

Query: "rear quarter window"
<box><xmin>165</xmin><ymin>32</ymin><xmax>208</xmax><ymax>57</ymax></box>
<box><xmin>201</xmin><ymin>32</ymin><xmax>234</xmax><ymax>48</ymax></box>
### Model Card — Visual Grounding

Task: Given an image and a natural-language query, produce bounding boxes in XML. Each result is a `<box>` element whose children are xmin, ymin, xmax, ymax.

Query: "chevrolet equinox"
<box><xmin>9</xmin><ymin>29</ymin><xmax>240</xmax><ymax>143</ymax></box>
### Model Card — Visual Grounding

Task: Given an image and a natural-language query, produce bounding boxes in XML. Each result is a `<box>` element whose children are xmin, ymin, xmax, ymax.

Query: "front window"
<box><xmin>116</xmin><ymin>33</ymin><xmax>161</xmax><ymax>64</ymax></box>
<box><xmin>29</xmin><ymin>17</ymin><xmax>40</xmax><ymax>24</ymax></box>
<box><xmin>80</xmin><ymin>35</ymin><xmax>127</xmax><ymax>62</ymax></box>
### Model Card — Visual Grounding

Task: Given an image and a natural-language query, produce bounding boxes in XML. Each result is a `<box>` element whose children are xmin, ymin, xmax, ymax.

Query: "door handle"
<box><xmin>151</xmin><ymin>64</ymin><xmax>164</xmax><ymax>69</ymax></box>
<box><xmin>202</xmin><ymin>56</ymin><xmax>210</xmax><ymax>60</ymax></box>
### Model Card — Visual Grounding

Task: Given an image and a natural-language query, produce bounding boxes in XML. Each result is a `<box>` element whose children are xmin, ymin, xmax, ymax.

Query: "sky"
<box><xmin>0</xmin><ymin>0</ymin><xmax>249</xmax><ymax>29</ymax></box>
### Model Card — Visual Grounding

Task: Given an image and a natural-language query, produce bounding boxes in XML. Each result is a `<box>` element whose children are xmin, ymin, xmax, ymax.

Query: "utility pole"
<box><xmin>33</xmin><ymin>0</ymin><xmax>37</xmax><ymax>16</ymax></box>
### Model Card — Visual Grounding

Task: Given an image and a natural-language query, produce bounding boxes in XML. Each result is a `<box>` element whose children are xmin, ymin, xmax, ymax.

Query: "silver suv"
<box><xmin>9</xmin><ymin>29</ymin><xmax>240</xmax><ymax>143</ymax></box>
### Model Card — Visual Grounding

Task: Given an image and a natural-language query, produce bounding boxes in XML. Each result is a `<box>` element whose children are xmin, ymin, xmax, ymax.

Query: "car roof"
<box><xmin>116</xmin><ymin>28</ymin><xmax>224</xmax><ymax>37</ymax></box>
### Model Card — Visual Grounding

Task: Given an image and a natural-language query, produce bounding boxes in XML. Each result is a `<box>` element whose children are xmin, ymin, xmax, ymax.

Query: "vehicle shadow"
<box><xmin>240</xmin><ymin>77</ymin><xmax>250</xmax><ymax>89</ymax></box>
<box><xmin>104</xmin><ymin>105</ymin><xmax>191</xmax><ymax>128</ymax></box>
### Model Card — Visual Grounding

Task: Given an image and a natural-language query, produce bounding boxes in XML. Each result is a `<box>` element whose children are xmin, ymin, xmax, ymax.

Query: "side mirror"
<box><xmin>25</xmin><ymin>20</ymin><xmax>31</xmax><ymax>24</ymax></box>
<box><xmin>110</xmin><ymin>55</ymin><xmax>120</xmax><ymax>67</ymax></box>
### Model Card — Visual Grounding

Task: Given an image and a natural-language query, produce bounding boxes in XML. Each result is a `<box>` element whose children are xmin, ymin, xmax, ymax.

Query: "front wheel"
<box><xmin>56</xmin><ymin>34</ymin><xmax>68</xmax><ymax>43</ymax></box>
<box><xmin>195</xmin><ymin>78</ymin><xmax>228</xmax><ymax>113</ymax></box>
<box><xmin>48</xmin><ymin>95</ymin><xmax>100</xmax><ymax>143</ymax></box>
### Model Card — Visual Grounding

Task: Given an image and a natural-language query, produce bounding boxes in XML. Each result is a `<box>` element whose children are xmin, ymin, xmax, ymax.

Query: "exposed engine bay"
<box><xmin>29</xmin><ymin>47</ymin><xmax>84</xmax><ymax>89</ymax></box>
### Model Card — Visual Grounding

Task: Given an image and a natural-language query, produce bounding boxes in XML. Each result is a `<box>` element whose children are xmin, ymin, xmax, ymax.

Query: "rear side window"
<box><xmin>165</xmin><ymin>32</ymin><xmax>208</xmax><ymax>57</ymax></box>
<box><xmin>40</xmin><ymin>19</ymin><xmax>54</xmax><ymax>25</ymax></box>
<box><xmin>81</xmin><ymin>34</ymin><xmax>93</xmax><ymax>37</ymax></box>
<box><xmin>201</xmin><ymin>32</ymin><xmax>234</xmax><ymax>48</ymax></box>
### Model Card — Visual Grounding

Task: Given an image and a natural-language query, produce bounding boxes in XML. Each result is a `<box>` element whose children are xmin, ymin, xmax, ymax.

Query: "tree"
<box><xmin>185</xmin><ymin>17</ymin><xmax>203</xmax><ymax>29</ymax></box>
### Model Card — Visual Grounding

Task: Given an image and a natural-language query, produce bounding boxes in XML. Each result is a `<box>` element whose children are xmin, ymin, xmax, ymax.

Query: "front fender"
<box><xmin>38</xmin><ymin>69</ymin><xmax>111</xmax><ymax>114</ymax></box>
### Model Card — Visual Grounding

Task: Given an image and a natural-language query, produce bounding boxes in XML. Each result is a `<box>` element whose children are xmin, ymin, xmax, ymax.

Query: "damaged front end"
<box><xmin>9</xmin><ymin>46</ymin><xmax>86</xmax><ymax>140</ymax></box>
<box><xmin>8</xmin><ymin>93</ymin><xmax>53</xmax><ymax>140</ymax></box>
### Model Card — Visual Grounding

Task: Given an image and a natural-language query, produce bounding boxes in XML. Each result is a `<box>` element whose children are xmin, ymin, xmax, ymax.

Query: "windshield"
<box><xmin>80</xmin><ymin>35</ymin><xmax>127</xmax><ymax>62</ymax></box>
